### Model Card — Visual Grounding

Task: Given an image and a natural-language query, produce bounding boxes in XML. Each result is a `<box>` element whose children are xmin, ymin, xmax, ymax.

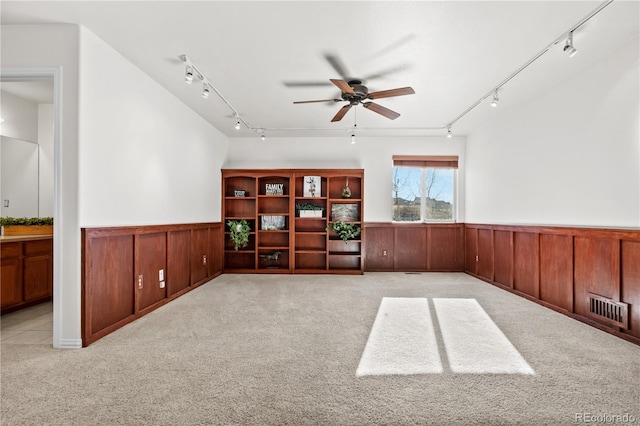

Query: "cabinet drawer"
<box><xmin>1</xmin><ymin>243</ymin><xmax>22</xmax><ymax>258</ymax></box>
<box><xmin>24</xmin><ymin>239</ymin><xmax>53</xmax><ymax>256</ymax></box>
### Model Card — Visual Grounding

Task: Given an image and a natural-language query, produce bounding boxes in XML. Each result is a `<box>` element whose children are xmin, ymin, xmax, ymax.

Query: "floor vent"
<box><xmin>588</xmin><ymin>293</ymin><xmax>629</xmax><ymax>329</ymax></box>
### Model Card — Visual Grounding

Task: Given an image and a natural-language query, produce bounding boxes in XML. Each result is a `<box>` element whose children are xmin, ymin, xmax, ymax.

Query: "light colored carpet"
<box><xmin>356</xmin><ymin>297</ymin><xmax>442</xmax><ymax>376</ymax></box>
<box><xmin>434</xmin><ymin>298</ymin><xmax>534</xmax><ymax>375</ymax></box>
<box><xmin>1</xmin><ymin>272</ymin><xmax>639</xmax><ymax>425</ymax></box>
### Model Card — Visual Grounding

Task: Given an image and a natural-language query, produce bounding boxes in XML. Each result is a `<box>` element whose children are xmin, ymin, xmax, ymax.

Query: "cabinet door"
<box><xmin>395</xmin><ymin>226</ymin><xmax>427</xmax><ymax>270</ymax></box>
<box><xmin>1</xmin><ymin>258</ymin><xmax>23</xmax><ymax>308</ymax></box>
<box><xmin>168</xmin><ymin>230</ymin><xmax>191</xmax><ymax>296</ymax></box>
<box><xmin>137</xmin><ymin>232</ymin><xmax>167</xmax><ymax>311</ymax></box>
<box><xmin>190</xmin><ymin>228</ymin><xmax>209</xmax><ymax>285</ymax></box>
<box><xmin>24</xmin><ymin>254</ymin><xmax>52</xmax><ymax>302</ymax></box>
<box><xmin>364</xmin><ymin>227</ymin><xmax>394</xmax><ymax>270</ymax></box>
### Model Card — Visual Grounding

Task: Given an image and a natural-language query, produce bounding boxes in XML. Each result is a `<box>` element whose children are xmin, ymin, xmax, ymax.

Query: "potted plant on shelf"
<box><xmin>296</xmin><ymin>203</ymin><xmax>324</xmax><ymax>218</ymax></box>
<box><xmin>0</xmin><ymin>216</ymin><xmax>54</xmax><ymax>236</ymax></box>
<box><xmin>327</xmin><ymin>221</ymin><xmax>361</xmax><ymax>244</ymax></box>
<box><xmin>227</xmin><ymin>219</ymin><xmax>251</xmax><ymax>251</ymax></box>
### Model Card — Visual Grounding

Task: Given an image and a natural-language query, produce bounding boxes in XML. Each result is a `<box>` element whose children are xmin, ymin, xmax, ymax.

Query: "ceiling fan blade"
<box><xmin>331</xmin><ymin>104</ymin><xmax>352</xmax><ymax>122</ymax></box>
<box><xmin>293</xmin><ymin>99</ymin><xmax>341</xmax><ymax>104</ymax></box>
<box><xmin>363</xmin><ymin>64</ymin><xmax>412</xmax><ymax>81</ymax></box>
<box><xmin>362</xmin><ymin>102</ymin><xmax>400</xmax><ymax>120</ymax></box>
<box><xmin>324</xmin><ymin>53</ymin><xmax>350</xmax><ymax>79</ymax></box>
<box><xmin>330</xmin><ymin>79</ymin><xmax>355</xmax><ymax>95</ymax></box>
<box><xmin>367</xmin><ymin>87</ymin><xmax>415</xmax><ymax>99</ymax></box>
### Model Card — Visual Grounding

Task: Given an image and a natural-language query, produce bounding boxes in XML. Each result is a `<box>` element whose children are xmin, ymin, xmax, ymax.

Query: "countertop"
<box><xmin>0</xmin><ymin>234</ymin><xmax>53</xmax><ymax>243</ymax></box>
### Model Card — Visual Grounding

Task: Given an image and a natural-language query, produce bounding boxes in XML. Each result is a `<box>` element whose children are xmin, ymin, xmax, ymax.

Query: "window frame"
<box><xmin>392</xmin><ymin>156</ymin><xmax>458</xmax><ymax>223</ymax></box>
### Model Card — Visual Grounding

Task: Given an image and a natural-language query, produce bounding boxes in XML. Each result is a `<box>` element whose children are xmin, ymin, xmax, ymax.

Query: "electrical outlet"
<box><xmin>138</xmin><ymin>274</ymin><xmax>143</xmax><ymax>289</ymax></box>
<box><xmin>383</xmin><ymin>250</ymin><xmax>388</xmax><ymax>256</ymax></box>
<box><xmin>202</xmin><ymin>254</ymin><xmax>207</xmax><ymax>265</ymax></box>
<box><xmin>159</xmin><ymin>281</ymin><xmax>165</xmax><ymax>289</ymax></box>
<box><xmin>159</xmin><ymin>269</ymin><xmax>164</xmax><ymax>281</ymax></box>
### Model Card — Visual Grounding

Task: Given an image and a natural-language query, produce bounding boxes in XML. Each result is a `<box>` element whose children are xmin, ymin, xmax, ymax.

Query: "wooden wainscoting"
<box><xmin>81</xmin><ymin>223</ymin><xmax>222</xmax><ymax>346</ymax></box>
<box><xmin>364</xmin><ymin>223</ymin><xmax>465</xmax><ymax>272</ymax></box>
<box><xmin>465</xmin><ymin>224</ymin><xmax>640</xmax><ymax>345</ymax></box>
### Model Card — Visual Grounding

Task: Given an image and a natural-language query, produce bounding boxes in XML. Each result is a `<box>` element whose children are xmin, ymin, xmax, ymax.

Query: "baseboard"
<box><xmin>55</xmin><ymin>338</ymin><xmax>82</xmax><ymax>349</ymax></box>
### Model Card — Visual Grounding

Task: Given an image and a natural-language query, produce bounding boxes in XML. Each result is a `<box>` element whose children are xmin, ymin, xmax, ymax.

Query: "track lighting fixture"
<box><xmin>490</xmin><ymin>91</ymin><xmax>499</xmax><ymax>107</ymax></box>
<box><xmin>563</xmin><ymin>31</ymin><xmax>578</xmax><ymax>57</ymax></box>
<box><xmin>261</xmin><ymin>132</ymin><xmax>266</xmax><ymax>141</ymax></box>
<box><xmin>180</xmin><ymin>54</ymin><xmax>253</xmax><ymax>133</ymax></box>
<box><xmin>446</xmin><ymin>126</ymin><xmax>452</xmax><ymax>138</ymax></box>
<box><xmin>184</xmin><ymin>65</ymin><xmax>194</xmax><ymax>84</ymax></box>
<box><xmin>201</xmin><ymin>84</ymin><xmax>210</xmax><ymax>99</ymax></box>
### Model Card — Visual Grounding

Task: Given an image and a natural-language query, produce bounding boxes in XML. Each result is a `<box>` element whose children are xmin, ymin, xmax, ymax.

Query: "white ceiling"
<box><xmin>1</xmin><ymin>1</ymin><xmax>638</xmax><ymax>138</ymax></box>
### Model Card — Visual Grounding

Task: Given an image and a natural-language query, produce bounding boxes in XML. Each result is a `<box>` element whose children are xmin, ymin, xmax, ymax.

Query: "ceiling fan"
<box><xmin>293</xmin><ymin>79</ymin><xmax>415</xmax><ymax>122</ymax></box>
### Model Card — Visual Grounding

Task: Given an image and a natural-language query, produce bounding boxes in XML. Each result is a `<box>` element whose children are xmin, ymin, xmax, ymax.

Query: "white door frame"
<box><xmin>1</xmin><ymin>66</ymin><xmax>65</xmax><ymax>348</ymax></box>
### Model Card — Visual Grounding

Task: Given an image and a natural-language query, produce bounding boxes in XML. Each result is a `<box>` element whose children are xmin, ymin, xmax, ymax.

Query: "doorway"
<box><xmin>1</xmin><ymin>68</ymin><xmax>62</xmax><ymax>347</ymax></box>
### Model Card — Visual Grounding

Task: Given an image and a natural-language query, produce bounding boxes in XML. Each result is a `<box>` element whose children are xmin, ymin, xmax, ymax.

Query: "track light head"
<box><xmin>185</xmin><ymin>66</ymin><xmax>194</xmax><ymax>84</ymax></box>
<box><xmin>350</xmin><ymin>134</ymin><xmax>356</xmax><ymax>144</ymax></box>
<box><xmin>261</xmin><ymin>132</ymin><xmax>266</xmax><ymax>141</ymax></box>
<box><xmin>564</xmin><ymin>32</ymin><xmax>578</xmax><ymax>57</ymax></box>
<box><xmin>235</xmin><ymin>121</ymin><xmax>241</xmax><ymax>130</ymax></box>
<box><xmin>446</xmin><ymin>126</ymin><xmax>452</xmax><ymax>138</ymax></box>
<box><xmin>201</xmin><ymin>84</ymin><xmax>210</xmax><ymax>99</ymax></box>
<box><xmin>491</xmin><ymin>91</ymin><xmax>499</xmax><ymax>107</ymax></box>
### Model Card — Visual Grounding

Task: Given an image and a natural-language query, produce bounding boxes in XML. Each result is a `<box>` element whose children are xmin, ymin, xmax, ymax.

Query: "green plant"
<box><xmin>296</xmin><ymin>203</ymin><xmax>323</xmax><ymax>211</ymax></box>
<box><xmin>327</xmin><ymin>221</ymin><xmax>361</xmax><ymax>244</ymax></box>
<box><xmin>227</xmin><ymin>219</ymin><xmax>251</xmax><ymax>251</ymax></box>
<box><xmin>0</xmin><ymin>216</ymin><xmax>54</xmax><ymax>226</ymax></box>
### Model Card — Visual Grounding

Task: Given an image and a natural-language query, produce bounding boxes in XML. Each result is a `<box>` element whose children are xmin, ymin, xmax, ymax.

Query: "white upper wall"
<box><xmin>78</xmin><ymin>27</ymin><xmax>228</xmax><ymax>226</ymax></box>
<box><xmin>2</xmin><ymin>24</ymin><xmax>81</xmax><ymax>348</ymax></box>
<box><xmin>224</xmin><ymin>136</ymin><xmax>465</xmax><ymax>222</ymax></box>
<box><xmin>465</xmin><ymin>36</ymin><xmax>640</xmax><ymax>228</ymax></box>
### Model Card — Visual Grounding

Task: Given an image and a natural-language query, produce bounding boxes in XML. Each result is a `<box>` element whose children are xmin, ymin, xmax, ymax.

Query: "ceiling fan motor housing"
<box><xmin>344</xmin><ymin>79</ymin><xmax>368</xmax><ymax>103</ymax></box>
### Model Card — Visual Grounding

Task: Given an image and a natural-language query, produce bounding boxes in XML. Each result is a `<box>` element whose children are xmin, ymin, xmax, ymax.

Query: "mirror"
<box><xmin>1</xmin><ymin>136</ymin><xmax>39</xmax><ymax>217</ymax></box>
<box><xmin>0</xmin><ymin>80</ymin><xmax>54</xmax><ymax>218</ymax></box>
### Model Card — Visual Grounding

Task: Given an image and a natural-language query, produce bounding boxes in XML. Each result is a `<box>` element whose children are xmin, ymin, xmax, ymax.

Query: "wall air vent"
<box><xmin>587</xmin><ymin>293</ymin><xmax>629</xmax><ymax>329</ymax></box>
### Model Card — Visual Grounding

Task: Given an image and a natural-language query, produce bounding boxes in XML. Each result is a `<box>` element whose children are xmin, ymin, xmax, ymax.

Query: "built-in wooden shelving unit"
<box><xmin>222</xmin><ymin>169</ymin><xmax>364</xmax><ymax>274</ymax></box>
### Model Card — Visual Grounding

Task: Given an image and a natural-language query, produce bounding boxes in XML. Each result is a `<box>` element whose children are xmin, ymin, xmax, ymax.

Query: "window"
<box><xmin>392</xmin><ymin>156</ymin><xmax>458</xmax><ymax>222</ymax></box>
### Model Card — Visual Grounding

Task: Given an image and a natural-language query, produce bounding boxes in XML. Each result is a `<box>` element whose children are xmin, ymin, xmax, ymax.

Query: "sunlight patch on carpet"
<box><xmin>433</xmin><ymin>298</ymin><xmax>534</xmax><ymax>375</ymax></box>
<box><xmin>356</xmin><ymin>297</ymin><xmax>442</xmax><ymax>376</ymax></box>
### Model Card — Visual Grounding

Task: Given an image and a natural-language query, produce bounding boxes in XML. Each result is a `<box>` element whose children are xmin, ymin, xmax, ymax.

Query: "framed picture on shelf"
<box><xmin>261</xmin><ymin>215</ymin><xmax>286</xmax><ymax>230</ymax></box>
<box><xmin>234</xmin><ymin>190</ymin><xmax>246</xmax><ymax>197</ymax></box>
<box><xmin>331</xmin><ymin>204</ymin><xmax>359</xmax><ymax>222</ymax></box>
<box><xmin>303</xmin><ymin>176</ymin><xmax>321</xmax><ymax>197</ymax></box>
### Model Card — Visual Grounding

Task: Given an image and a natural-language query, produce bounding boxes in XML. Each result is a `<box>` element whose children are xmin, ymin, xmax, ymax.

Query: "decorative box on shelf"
<box><xmin>299</xmin><ymin>210</ymin><xmax>323</xmax><ymax>218</ymax></box>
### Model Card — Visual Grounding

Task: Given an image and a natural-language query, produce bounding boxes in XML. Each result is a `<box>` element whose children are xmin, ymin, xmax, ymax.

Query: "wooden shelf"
<box><xmin>222</xmin><ymin>169</ymin><xmax>363</xmax><ymax>274</ymax></box>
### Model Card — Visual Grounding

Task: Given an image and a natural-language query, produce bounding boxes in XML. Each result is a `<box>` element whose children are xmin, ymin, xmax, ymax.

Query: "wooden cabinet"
<box><xmin>82</xmin><ymin>223</ymin><xmax>222</xmax><ymax>346</ymax></box>
<box><xmin>364</xmin><ymin>223</ymin><xmax>464</xmax><ymax>272</ymax></box>
<box><xmin>222</xmin><ymin>169</ymin><xmax>364</xmax><ymax>274</ymax></box>
<box><xmin>1</xmin><ymin>237</ymin><xmax>53</xmax><ymax>313</ymax></box>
